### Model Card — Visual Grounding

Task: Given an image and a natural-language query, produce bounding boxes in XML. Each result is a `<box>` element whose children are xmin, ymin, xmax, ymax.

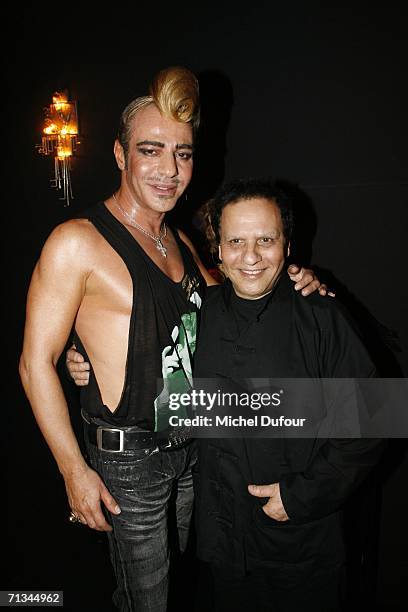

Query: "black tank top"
<box><xmin>73</xmin><ymin>202</ymin><xmax>205</xmax><ymax>431</ymax></box>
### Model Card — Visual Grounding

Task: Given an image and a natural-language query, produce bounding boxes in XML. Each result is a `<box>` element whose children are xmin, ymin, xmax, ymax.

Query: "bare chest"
<box><xmin>82</xmin><ymin>228</ymin><xmax>185</xmax><ymax>314</ymax></box>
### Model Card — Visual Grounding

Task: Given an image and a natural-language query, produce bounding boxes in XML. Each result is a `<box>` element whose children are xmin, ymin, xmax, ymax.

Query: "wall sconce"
<box><xmin>37</xmin><ymin>91</ymin><xmax>80</xmax><ymax>206</ymax></box>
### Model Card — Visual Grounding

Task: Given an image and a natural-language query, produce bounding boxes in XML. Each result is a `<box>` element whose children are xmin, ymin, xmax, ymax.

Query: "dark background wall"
<box><xmin>7</xmin><ymin>2</ymin><xmax>407</xmax><ymax>610</ymax></box>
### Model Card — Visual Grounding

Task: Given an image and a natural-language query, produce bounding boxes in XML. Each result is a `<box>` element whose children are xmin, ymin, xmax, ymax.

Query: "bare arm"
<box><xmin>19</xmin><ymin>222</ymin><xmax>119</xmax><ymax>531</ymax></box>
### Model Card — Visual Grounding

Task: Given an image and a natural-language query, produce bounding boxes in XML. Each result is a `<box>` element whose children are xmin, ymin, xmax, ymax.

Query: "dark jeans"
<box><xmin>85</xmin><ymin>433</ymin><xmax>197</xmax><ymax>612</ymax></box>
<box><xmin>210</xmin><ymin>563</ymin><xmax>346</xmax><ymax>612</ymax></box>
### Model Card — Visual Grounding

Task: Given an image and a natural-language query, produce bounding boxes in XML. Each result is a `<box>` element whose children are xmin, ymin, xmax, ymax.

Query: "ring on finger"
<box><xmin>69</xmin><ymin>511</ymin><xmax>82</xmax><ymax>524</ymax></box>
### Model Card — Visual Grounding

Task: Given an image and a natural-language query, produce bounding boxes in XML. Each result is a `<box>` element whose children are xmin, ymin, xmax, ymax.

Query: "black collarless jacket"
<box><xmin>193</xmin><ymin>275</ymin><xmax>384</xmax><ymax>573</ymax></box>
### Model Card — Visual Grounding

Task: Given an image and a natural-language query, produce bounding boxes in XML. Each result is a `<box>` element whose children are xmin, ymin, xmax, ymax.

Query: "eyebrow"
<box><xmin>224</xmin><ymin>231</ymin><xmax>281</xmax><ymax>241</ymax></box>
<box><xmin>176</xmin><ymin>143</ymin><xmax>194</xmax><ymax>150</ymax></box>
<box><xmin>226</xmin><ymin>230</ymin><xmax>281</xmax><ymax>236</ymax></box>
<box><xmin>136</xmin><ymin>140</ymin><xmax>194</xmax><ymax>150</ymax></box>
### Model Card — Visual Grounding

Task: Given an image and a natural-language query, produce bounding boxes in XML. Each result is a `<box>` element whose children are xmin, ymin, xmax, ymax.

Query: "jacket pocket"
<box><xmin>249</xmin><ymin>504</ymin><xmax>344</xmax><ymax>565</ymax></box>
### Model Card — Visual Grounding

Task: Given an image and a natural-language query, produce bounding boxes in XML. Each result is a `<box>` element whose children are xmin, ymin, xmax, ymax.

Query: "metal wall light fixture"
<box><xmin>37</xmin><ymin>91</ymin><xmax>80</xmax><ymax>206</ymax></box>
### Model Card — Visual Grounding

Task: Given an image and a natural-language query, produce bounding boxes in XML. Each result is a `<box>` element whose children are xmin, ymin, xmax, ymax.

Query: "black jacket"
<box><xmin>193</xmin><ymin>275</ymin><xmax>384</xmax><ymax>573</ymax></box>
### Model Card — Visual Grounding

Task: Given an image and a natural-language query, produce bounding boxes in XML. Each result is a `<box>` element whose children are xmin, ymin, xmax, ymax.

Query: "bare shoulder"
<box><xmin>41</xmin><ymin>218</ymin><xmax>101</xmax><ymax>259</ymax></box>
<box><xmin>35</xmin><ymin>218</ymin><xmax>103</xmax><ymax>280</ymax></box>
<box><xmin>45</xmin><ymin>218</ymin><xmax>97</xmax><ymax>248</ymax></box>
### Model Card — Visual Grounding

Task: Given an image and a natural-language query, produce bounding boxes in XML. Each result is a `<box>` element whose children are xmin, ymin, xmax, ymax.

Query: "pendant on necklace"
<box><xmin>156</xmin><ymin>239</ymin><xmax>167</xmax><ymax>257</ymax></box>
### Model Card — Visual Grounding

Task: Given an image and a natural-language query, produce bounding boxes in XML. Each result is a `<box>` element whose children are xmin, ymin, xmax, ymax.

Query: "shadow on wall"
<box><xmin>277</xmin><ymin>179</ymin><xmax>403</xmax><ymax>378</ymax></box>
<box><xmin>168</xmin><ymin>70</ymin><xmax>234</xmax><ymax>266</ymax></box>
<box><xmin>277</xmin><ymin>180</ymin><xmax>407</xmax><ymax>611</ymax></box>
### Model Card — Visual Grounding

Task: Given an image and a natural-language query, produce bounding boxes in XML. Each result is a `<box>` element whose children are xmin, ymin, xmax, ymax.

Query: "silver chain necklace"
<box><xmin>112</xmin><ymin>193</ymin><xmax>167</xmax><ymax>257</ymax></box>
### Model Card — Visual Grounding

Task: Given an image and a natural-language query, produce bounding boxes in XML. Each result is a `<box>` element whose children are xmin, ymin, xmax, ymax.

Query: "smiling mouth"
<box><xmin>149</xmin><ymin>183</ymin><xmax>178</xmax><ymax>196</ymax></box>
<box><xmin>239</xmin><ymin>269</ymin><xmax>265</xmax><ymax>277</ymax></box>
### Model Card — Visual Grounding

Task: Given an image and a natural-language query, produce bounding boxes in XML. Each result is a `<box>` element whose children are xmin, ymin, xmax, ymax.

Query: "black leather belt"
<box><xmin>83</xmin><ymin>413</ymin><xmax>192</xmax><ymax>453</ymax></box>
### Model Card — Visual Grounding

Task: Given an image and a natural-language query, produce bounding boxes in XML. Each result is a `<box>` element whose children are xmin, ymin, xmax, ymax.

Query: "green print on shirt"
<box><xmin>154</xmin><ymin>308</ymin><xmax>198</xmax><ymax>432</ymax></box>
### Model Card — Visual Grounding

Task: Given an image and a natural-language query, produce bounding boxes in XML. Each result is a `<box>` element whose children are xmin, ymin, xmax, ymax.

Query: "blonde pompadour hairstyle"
<box><xmin>117</xmin><ymin>66</ymin><xmax>200</xmax><ymax>162</ymax></box>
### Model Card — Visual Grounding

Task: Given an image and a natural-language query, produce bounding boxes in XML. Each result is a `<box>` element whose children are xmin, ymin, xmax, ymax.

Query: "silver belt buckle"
<box><xmin>96</xmin><ymin>427</ymin><xmax>125</xmax><ymax>452</ymax></box>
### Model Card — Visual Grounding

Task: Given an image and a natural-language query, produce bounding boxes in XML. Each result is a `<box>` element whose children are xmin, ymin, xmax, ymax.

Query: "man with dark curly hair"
<box><xmin>193</xmin><ymin>177</ymin><xmax>384</xmax><ymax>612</ymax></box>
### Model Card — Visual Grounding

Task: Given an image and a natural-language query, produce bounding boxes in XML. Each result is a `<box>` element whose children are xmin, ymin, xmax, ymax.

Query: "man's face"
<box><xmin>218</xmin><ymin>198</ymin><xmax>289</xmax><ymax>300</ymax></box>
<box><xmin>115</xmin><ymin>104</ymin><xmax>193</xmax><ymax>214</ymax></box>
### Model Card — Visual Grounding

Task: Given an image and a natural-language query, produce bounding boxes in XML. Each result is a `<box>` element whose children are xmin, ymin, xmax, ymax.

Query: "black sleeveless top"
<box><xmin>73</xmin><ymin>202</ymin><xmax>205</xmax><ymax>432</ymax></box>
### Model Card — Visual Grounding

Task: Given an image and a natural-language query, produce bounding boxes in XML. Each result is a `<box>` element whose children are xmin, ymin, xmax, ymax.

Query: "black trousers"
<box><xmin>209</xmin><ymin>562</ymin><xmax>346</xmax><ymax>612</ymax></box>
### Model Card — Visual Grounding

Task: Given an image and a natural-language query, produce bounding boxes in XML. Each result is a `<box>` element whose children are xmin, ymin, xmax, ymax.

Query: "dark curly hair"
<box><xmin>202</xmin><ymin>177</ymin><xmax>294</xmax><ymax>256</ymax></box>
